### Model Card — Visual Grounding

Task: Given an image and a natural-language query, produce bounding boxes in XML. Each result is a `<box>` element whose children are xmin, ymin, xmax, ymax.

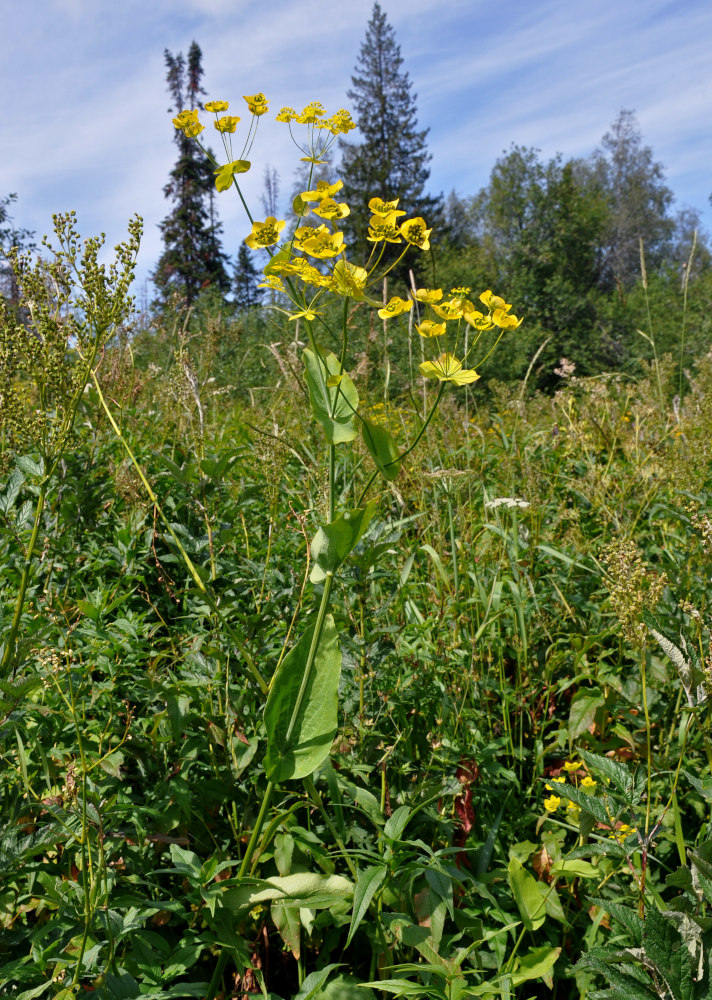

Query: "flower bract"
<box><xmin>419</xmin><ymin>353</ymin><xmax>480</xmax><ymax>385</ymax></box>
<box><xmin>214</xmin><ymin>116</ymin><xmax>240</xmax><ymax>133</ymax></box>
<box><xmin>243</xmin><ymin>92</ymin><xmax>269</xmax><ymax>116</ymax></box>
<box><xmin>400</xmin><ymin>218</ymin><xmax>431</xmax><ymax>250</ymax></box>
<box><xmin>214</xmin><ymin>159</ymin><xmax>251</xmax><ymax>191</ymax></box>
<box><xmin>416</xmin><ymin>320</ymin><xmax>446</xmax><ymax>338</ymax></box>
<box><xmin>205</xmin><ymin>100</ymin><xmax>229</xmax><ymax>113</ymax></box>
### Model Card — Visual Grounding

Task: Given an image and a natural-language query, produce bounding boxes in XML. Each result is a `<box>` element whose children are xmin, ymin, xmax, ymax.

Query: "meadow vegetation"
<box><xmin>2</xmin><ymin>87</ymin><xmax>712</xmax><ymax>1000</ymax></box>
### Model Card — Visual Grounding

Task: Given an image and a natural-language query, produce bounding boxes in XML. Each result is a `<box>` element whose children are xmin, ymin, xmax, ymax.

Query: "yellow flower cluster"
<box><xmin>543</xmin><ymin>760</ymin><xmax>638</xmax><ymax>845</ymax></box>
<box><xmin>276</xmin><ymin>102</ymin><xmax>356</xmax><ymax>135</ymax></box>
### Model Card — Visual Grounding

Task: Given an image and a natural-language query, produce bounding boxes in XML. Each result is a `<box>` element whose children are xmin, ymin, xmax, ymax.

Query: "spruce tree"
<box><xmin>154</xmin><ymin>42</ymin><xmax>230</xmax><ymax>304</ymax></box>
<box><xmin>233</xmin><ymin>243</ymin><xmax>261</xmax><ymax>310</ymax></box>
<box><xmin>339</xmin><ymin>3</ymin><xmax>441</xmax><ymax>271</ymax></box>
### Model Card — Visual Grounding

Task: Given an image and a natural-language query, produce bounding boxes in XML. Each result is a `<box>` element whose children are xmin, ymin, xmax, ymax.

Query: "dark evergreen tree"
<box><xmin>339</xmin><ymin>3</ymin><xmax>442</xmax><ymax>271</ymax></box>
<box><xmin>154</xmin><ymin>42</ymin><xmax>230</xmax><ymax>304</ymax></box>
<box><xmin>233</xmin><ymin>243</ymin><xmax>261</xmax><ymax>310</ymax></box>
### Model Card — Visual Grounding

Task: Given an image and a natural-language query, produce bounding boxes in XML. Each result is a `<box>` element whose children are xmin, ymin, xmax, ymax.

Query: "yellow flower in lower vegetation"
<box><xmin>420</xmin><ymin>353</ymin><xmax>480</xmax><ymax>385</ymax></box>
<box><xmin>609</xmin><ymin>823</ymin><xmax>637</xmax><ymax>843</ymax></box>
<box><xmin>544</xmin><ymin>795</ymin><xmax>561</xmax><ymax>812</ymax></box>
<box><xmin>244</xmin><ymin>93</ymin><xmax>269</xmax><ymax>116</ymax></box>
<box><xmin>245</xmin><ymin>217</ymin><xmax>285</xmax><ymax>249</ymax></box>
<box><xmin>378</xmin><ymin>296</ymin><xmax>412</xmax><ymax>320</ymax></box>
<box><xmin>563</xmin><ymin>760</ymin><xmax>583</xmax><ymax>773</ymax></box>
<box><xmin>214</xmin><ymin>116</ymin><xmax>240</xmax><ymax>133</ymax></box>
<box><xmin>581</xmin><ymin>776</ymin><xmax>597</xmax><ymax>792</ymax></box>
<box><xmin>545</xmin><ymin>776</ymin><xmax>566</xmax><ymax>790</ymax></box>
<box><xmin>294</xmin><ymin>225</ymin><xmax>345</xmax><ymax>259</ymax></box>
<box><xmin>414</xmin><ymin>288</ymin><xmax>443</xmax><ymax>304</ymax></box>
<box><xmin>416</xmin><ymin>320</ymin><xmax>446</xmax><ymax>338</ymax></box>
<box><xmin>205</xmin><ymin>100</ymin><xmax>229</xmax><ymax>113</ymax></box>
<box><xmin>400</xmin><ymin>218</ymin><xmax>431</xmax><ymax>250</ymax></box>
<box><xmin>367</xmin><ymin>213</ymin><xmax>403</xmax><ymax>243</ymax></box>
<box><xmin>368</xmin><ymin>197</ymin><xmax>406</xmax><ymax>218</ymax></box>
<box><xmin>565</xmin><ymin>800</ymin><xmax>580</xmax><ymax>821</ymax></box>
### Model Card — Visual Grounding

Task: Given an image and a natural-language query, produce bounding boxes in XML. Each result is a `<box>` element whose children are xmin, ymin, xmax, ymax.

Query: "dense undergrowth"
<box><xmin>2</xmin><ymin>274</ymin><xmax>712</xmax><ymax>999</ymax></box>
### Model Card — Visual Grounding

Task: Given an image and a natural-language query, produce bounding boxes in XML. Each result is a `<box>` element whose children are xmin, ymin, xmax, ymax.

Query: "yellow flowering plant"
<box><xmin>172</xmin><ymin>91</ymin><xmax>521</xmax><ymax>996</ymax></box>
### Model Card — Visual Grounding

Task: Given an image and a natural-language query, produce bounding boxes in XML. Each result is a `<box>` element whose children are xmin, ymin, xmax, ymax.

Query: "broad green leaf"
<box><xmin>346</xmin><ymin>864</ymin><xmax>387</xmax><ymax>946</ymax></box>
<box><xmin>222</xmin><ymin>873</ymin><xmax>353</xmax><ymax>915</ymax></box>
<box><xmin>568</xmin><ymin>690</ymin><xmax>605</xmax><ymax>740</ymax></box>
<box><xmin>550</xmin><ymin>858</ymin><xmax>601</xmax><ymax>879</ymax></box>
<box><xmin>310</xmin><ymin>500</ymin><xmax>379</xmax><ymax>583</ymax></box>
<box><xmin>507</xmin><ymin>857</ymin><xmax>546</xmax><ymax>931</ymax></box>
<box><xmin>271</xmin><ymin>900</ymin><xmax>301</xmax><ymax>958</ymax></box>
<box><xmin>512</xmin><ymin>946</ymin><xmax>561</xmax><ymax>987</ymax></box>
<box><xmin>384</xmin><ymin>804</ymin><xmax>412</xmax><ymax>840</ymax></box>
<box><xmin>0</xmin><ymin>467</ymin><xmax>24</xmax><ymax>513</ymax></box>
<box><xmin>318</xmin><ymin>975</ymin><xmax>376</xmax><ymax>1000</ymax></box>
<box><xmin>643</xmin><ymin>907</ymin><xmax>694</xmax><ymax>1000</ymax></box>
<box><xmin>264</xmin><ymin>615</ymin><xmax>341</xmax><ymax>782</ymax></box>
<box><xmin>361</xmin><ymin>417</ymin><xmax>401</xmax><ymax>481</ymax></box>
<box><xmin>578</xmin><ymin>748</ymin><xmax>643</xmax><ymax>805</ymax></box>
<box><xmin>303</xmin><ymin>348</ymin><xmax>358</xmax><ymax>444</ymax></box>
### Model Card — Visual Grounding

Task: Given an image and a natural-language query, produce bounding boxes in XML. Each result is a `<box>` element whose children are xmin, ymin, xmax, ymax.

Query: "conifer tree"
<box><xmin>154</xmin><ymin>42</ymin><xmax>230</xmax><ymax>304</ymax></box>
<box><xmin>339</xmin><ymin>3</ymin><xmax>441</xmax><ymax>269</ymax></box>
<box><xmin>233</xmin><ymin>243</ymin><xmax>261</xmax><ymax>310</ymax></box>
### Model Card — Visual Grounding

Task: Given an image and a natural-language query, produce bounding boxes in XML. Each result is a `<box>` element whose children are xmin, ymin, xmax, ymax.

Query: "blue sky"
<box><xmin>2</xmin><ymin>0</ymin><xmax>710</xmax><ymax>294</ymax></box>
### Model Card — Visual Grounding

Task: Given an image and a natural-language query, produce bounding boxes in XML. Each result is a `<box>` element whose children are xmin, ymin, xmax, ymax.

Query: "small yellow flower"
<box><xmin>400</xmin><ymin>218</ymin><xmax>431</xmax><ymax>250</ymax></box>
<box><xmin>462</xmin><ymin>305</ymin><xmax>493</xmax><ymax>331</ymax></box>
<box><xmin>581</xmin><ymin>776</ymin><xmax>597</xmax><ymax>792</ymax></box>
<box><xmin>172</xmin><ymin>108</ymin><xmax>199</xmax><ymax>129</ymax></box>
<box><xmin>544</xmin><ymin>795</ymin><xmax>561</xmax><ymax>812</ymax></box>
<box><xmin>419</xmin><ymin>353</ymin><xmax>480</xmax><ymax>385</ymax></box>
<box><xmin>451</xmin><ymin>286</ymin><xmax>471</xmax><ymax>295</ymax></box>
<box><xmin>563</xmin><ymin>761</ymin><xmax>583</xmax><ymax>773</ymax></box>
<box><xmin>294</xmin><ymin>224</ymin><xmax>345</xmax><ymax>259</ymax></box>
<box><xmin>378</xmin><ymin>296</ymin><xmax>412</xmax><ymax>320</ymax></box>
<box><xmin>545</xmin><ymin>776</ymin><xmax>566</xmax><ymax>790</ymax></box>
<box><xmin>205</xmin><ymin>100</ymin><xmax>229</xmax><ymax>113</ymax></box>
<box><xmin>326</xmin><ymin>111</ymin><xmax>356</xmax><ymax>135</ymax></box>
<box><xmin>276</xmin><ymin>106</ymin><xmax>298</xmax><ymax>122</ymax></box>
<box><xmin>258</xmin><ymin>274</ymin><xmax>286</xmax><ymax>293</ymax></box>
<box><xmin>416</xmin><ymin>320</ymin><xmax>446</xmax><ymax>338</ymax></box>
<box><xmin>214</xmin><ymin>115</ymin><xmax>240</xmax><ymax>133</ymax></box>
<box><xmin>245</xmin><ymin>217</ymin><xmax>286</xmax><ymax>249</ymax></box>
<box><xmin>480</xmin><ymin>290</ymin><xmax>511</xmax><ymax>312</ymax></box>
<box><xmin>367</xmin><ymin>212</ymin><xmax>402</xmax><ymax>243</ymax></box>
<box><xmin>182</xmin><ymin>120</ymin><xmax>205</xmax><ymax>138</ymax></box>
<box><xmin>414</xmin><ymin>288</ymin><xmax>443</xmax><ymax>304</ymax></box>
<box><xmin>431</xmin><ymin>299</ymin><xmax>465</xmax><ymax>321</ymax></box>
<box><xmin>331</xmin><ymin>259</ymin><xmax>368</xmax><ymax>299</ymax></box>
<box><xmin>492</xmin><ymin>307</ymin><xmax>523</xmax><ymax>330</ymax></box>
<box><xmin>302</xmin><ymin>180</ymin><xmax>344</xmax><ymax>203</ymax></box>
<box><xmin>312</xmin><ymin>197</ymin><xmax>351</xmax><ymax>221</ymax></box>
<box><xmin>244</xmin><ymin>93</ymin><xmax>269</xmax><ymax>116</ymax></box>
<box><xmin>368</xmin><ymin>197</ymin><xmax>406</xmax><ymax>218</ymax></box>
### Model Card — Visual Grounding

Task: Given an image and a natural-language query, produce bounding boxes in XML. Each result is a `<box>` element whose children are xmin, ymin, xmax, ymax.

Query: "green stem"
<box><xmin>1</xmin><ymin>478</ymin><xmax>48</xmax><ymax>677</ymax></box>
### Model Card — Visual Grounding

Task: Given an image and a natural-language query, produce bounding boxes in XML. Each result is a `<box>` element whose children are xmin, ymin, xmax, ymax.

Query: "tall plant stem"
<box><xmin>0</xmin><ymin>480</ymin><xmax>48</xmax><ymax>677</ymax></box>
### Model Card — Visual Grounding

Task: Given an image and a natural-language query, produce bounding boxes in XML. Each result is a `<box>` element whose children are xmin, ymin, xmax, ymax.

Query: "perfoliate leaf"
<box><xmin>264</xmin><ymin>615</ymin><xmax>341</xmax><ymax>782</ymax></box>
<box><xmin>303</xmin><ymin>348</ymin><xmax>358</xmax><ymax>445</ymax></box>
<box><xmin>310</xmin><ymin>500</ymin><xmax>379</xmax><ymax>583</ymax></box>
<box><xmin>214</xmin><ymin>159</ymin><xmax>251</xmax><ymax>191</ymax></box>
